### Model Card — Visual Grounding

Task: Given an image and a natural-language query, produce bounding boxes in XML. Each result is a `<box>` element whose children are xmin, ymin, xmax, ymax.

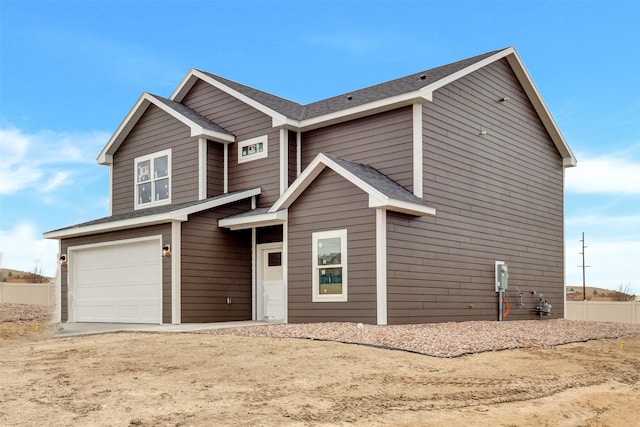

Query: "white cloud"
<box><xmin>566</xmin><ymin>154</ymin><xmax>640</xmax><ymax>195</ymax></box>
<box><xmin>0</xmin><ymin>222</ymin><xmax>59</xmax><ymax>277</ymax></box>
<box><xmin>0</xmin><ymin>126</ymin><xmax>109</xmax><ymax>195</ymax></box>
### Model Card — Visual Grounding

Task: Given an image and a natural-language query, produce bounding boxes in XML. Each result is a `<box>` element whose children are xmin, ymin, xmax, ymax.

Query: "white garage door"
<box><xmin>70</xmin><ymin>237</ymin><xmax>162</xmax><ymax>324</ymax></box>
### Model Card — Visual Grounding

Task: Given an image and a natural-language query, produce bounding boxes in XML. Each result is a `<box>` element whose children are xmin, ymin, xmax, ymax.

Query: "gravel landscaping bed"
<box><xmin>200</xmin><ymin>319</ymin><xmax>640</xmax><ymax>358</ymax></box>
<box><xmin>0</xmin><ymin>303</ymin><xmax>53</xmax><ymax>323</ymax></box>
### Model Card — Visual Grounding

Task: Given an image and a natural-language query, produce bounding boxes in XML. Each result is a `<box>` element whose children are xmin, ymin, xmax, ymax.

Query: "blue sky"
<box><xmin>1</xmin><ymin>0</ymin><xmax>639</xmax><ymax>294</ymax></box>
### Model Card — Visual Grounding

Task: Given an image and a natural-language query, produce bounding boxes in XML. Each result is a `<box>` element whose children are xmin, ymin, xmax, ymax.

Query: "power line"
<box><xmin>578</xmin><ymin>232</ymin><xmax>591</xmax><ymax>301</ymax></box>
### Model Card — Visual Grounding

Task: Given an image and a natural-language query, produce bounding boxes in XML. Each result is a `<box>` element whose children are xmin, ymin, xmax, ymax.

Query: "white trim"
<box><xmin>251</xmin><ymin>228</ymin><xmax>257</xmax><ymax>320</ymax></box>
<box><xmin>368</xmin><ymin>197</ymin><xmax>436</xmax><ymax>216</ymax></box>
<box><xmin>171</xmin><ymin>69</ymin><xmax>290</xmax><ymax>127</ymax></box>
<box><xmin>298</xmin><ymin>93</ymin><xmax>432</xmax><ymax>132</ymax></box>
<box><xmin>376</xmin><ymin>208</ymin><xmax>387</xmax><ymax>325</ymax></box>
<box><xmin>312</xmin><ymin>229</ymin><xmax>348</xmax><ymax>303</ymax></box>
<box><xmin>412</xmin><ymin>103</ymin><xmax>423</xmax><ymax>198</ymax></box>
<box><xmin>280</xmin><ymin>129</ymin><xmax>288</xmax><ymax>194</ymax></box>
<box><xmin>218</xmin><ymin>209</ymin><xmax>287</xmax><ymax>230</ymax></box>
<box><xmin>98</xmin><ymin>92</ymin><xmax>234</xmax><ymax>165</ymax></box>
<box><xmin>134</xmin><ymin>148</ymin><xmax>172</xmax><ymax>210</ymax></box>
<box><xmin>296</xmin><ymin>132</ymin><xmax>302</xmax><ymax>177</ymax></box>
<box><xmin>223</xmin><ymin>143</ymin><xmax>229</xmax><ymax>193</ymax></box>
<box><xmin>108</xmin><ymin>165</ymin><xmax>113</xmax><ymax>216</ymax></box>
<box><xmin>282</xmin><ymin>222</ymin><xmax>289</xmax><ymax>323</ymax></box>
<box><xmin>198</xmin><ymin>138</ymin><xmax>207</xmax><ymax>200</ymax></box>
<box><xmin>44</xmin><ymin>188</ymin><xmax>261</xmax><ymax>239</ymax></box>
<box><xmin>256</xmin><ymin>242</ymin><xmax>284</xmax><ymax>321</ymax></box>
<box><xmin>171</xmin><ymin>221</ymin><xmax>181</xmax><ymax>324</ymax></box>
<box><xmin>238</xmin><ymin>134</ymin><xmax>268</xmax><ymax>164</ymax></box>
<box><xmin>269</xmin><ymin>153</ymin><xmax>436</xmax><ymax>217</ymax></box>
<box><xmin>67</xmin><ymin>235</ymin><xmax>163</xmax><ymax>324</ymax></box>
<box><xmin>55</xmin><ymin>240</ymin><xmax>62</xmax><ymax>323</ymax></box>
<box><xmin>162</xmin><ymin>49</ymin><xmax>575</xmax><ymax>167</ymax></box>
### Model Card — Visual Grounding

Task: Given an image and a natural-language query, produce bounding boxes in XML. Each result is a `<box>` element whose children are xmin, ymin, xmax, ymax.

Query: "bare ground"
<box><xmin>1</xmin><ymin>309</ymin><xmax>639</xmax><ymax>426</ymax></box>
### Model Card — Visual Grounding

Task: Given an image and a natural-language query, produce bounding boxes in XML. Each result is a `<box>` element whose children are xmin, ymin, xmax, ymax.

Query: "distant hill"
<box><xmin>566</xmin><ymin>285</ymin><xmax>635</xmax><ymax>301</ymax></box>
<box><xmin>0</xmin><ymin>268</ymin><xmax>52</xmax><ymax>283</ymax></box>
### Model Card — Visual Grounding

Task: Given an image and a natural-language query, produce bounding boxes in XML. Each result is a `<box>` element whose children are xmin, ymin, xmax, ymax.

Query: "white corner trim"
<box><xmin>171</xmin><ymin>220</ymin><xmax>181</xmax><ymax>324</ymax></box>
<box><xmin>376</xmin><ymin>208</ymin><xmax>387</xmax><ymax>325</ymax></box>
<box><xmin>198</xmin><ymin>137</ymin><xmax>207</xmax><ymax>200</ymax></box>
<box><xmin>224</xmin><ymin>144</ymin><xmax>229</xmax><ymax>193</ymax></box>
<box><xmin>280</xmin><ymin>129</ymin><xmax>288</xmax><ymax>194</ymax></box>
<box><xmin>251</xmin><ymin>228</ymin><xmax>257</xmax><ymax>320</ymax></box>
<box><xmin>282</xmin><ymin>222</ymin><xmax>289</xmax><ymax>323</ymax></box>
<box><xmin>296</xmin><ymin>132</ymin><xmax>302</xmax><ymax>177</ymax></box>
<box><xmin>413</xmin><ymin>103</ymin><xmax>423</xmax><ymax>198</ymax></box>
<box><xmin>108</xmin><ymin>165</ymin><xmax>113</xmax><ymax>216</ymax></box>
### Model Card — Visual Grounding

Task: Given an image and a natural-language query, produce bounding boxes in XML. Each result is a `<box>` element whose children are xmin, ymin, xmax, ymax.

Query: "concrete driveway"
<box><xmin>54</xmin><ymin>320</ymin><xmax>269</xmax><ymax>337</ymax></box>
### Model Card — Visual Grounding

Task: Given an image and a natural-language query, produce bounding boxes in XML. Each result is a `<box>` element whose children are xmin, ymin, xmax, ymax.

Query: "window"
<box><xmin>134</xmin><ymin>149</ymin><xmax>171</xmax><ymax>209</ymax></box>
<box><xmin>238</xmin><ymin>135</ymin><xmax>268</xmax><ymax>163</ymax></box>
<box><xmin>312</xmin><ymin>229</ymin><xmax>347</xmax><ymax>302</ymax></box>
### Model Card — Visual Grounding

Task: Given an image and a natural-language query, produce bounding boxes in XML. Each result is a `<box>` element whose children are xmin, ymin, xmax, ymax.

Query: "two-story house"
<box><xmin>44</xmin><ymin>46</ymin><xmax>576</xmax><ymax>325</ymax></box>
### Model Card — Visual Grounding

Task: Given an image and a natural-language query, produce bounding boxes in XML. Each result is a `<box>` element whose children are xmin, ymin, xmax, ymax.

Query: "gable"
<box><xmin>97</xmin><ymin>92</ymin><xmax>234</xmax><ymax>165</ymax></box>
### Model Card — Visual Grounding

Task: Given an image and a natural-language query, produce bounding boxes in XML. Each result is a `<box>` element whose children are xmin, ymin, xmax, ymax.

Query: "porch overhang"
<box><xmin>218</xmin><ymin>208</ymin><xmax>288</xmax><ymax>231</ymax></box>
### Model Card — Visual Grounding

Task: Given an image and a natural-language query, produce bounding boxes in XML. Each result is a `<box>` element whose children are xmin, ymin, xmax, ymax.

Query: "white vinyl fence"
<box><xmin>566</xmin><ymin>301</ymin><xmax>640</xmax><ymax>325</ymax></box>
<box><xmin>0</xmin><ymin>282</ymin><xmax>56</xmax><ymax>306</ymax></box>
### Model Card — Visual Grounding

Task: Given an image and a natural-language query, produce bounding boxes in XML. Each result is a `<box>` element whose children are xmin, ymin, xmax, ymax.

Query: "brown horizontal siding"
<box><xmin>207</xmin><ymin>140</ymin><xmax>224</xmax><ymax>197</ymax></box>
<box><xmin>301</xmin><ymin>107</ymin><xmax>414</xmax><ymax>191</ymax></box>
<box><xmin>287</xmin><ymin>169</ymin><xmax>377</xmax><ymax>324</ymax></box>
<box><xmin>288</xmin><ymin>130</ymin><xmax>297</xmax><ymax>186</ymax></box>
<box><xmin>60</xmin><ymin>224</ymin><xmax>172</xmax><ymax>323</ymax></box>
<box><xmin>386</xmin><ymin>58</ymin><xmax>564</xmax><ymax>324</ymax></box>
<box><xmin>112</xmin><ymin>105</ymin><xmax>199</xmax><ymax>215</ymax></box>
<box><xmin>181</xmin><ymin>80</ymin><xmax>281</xmax><ymax>207</ymax></box>
<box><xmin>257</xmin><ymin>225</ymin><xmax>283</xmax><ymax>244</ymax></box>
<box><xmin>180</xmin><ymin>201</ymin><xmax>253</xmax><ymax>322</ymax></box>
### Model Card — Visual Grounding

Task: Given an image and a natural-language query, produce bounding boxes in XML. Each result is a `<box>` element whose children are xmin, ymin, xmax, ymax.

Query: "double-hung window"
<box><xmin>312</xmin><ymin>229</ymin><xmax>348</xmax><ymax>302</ymax></box>
<box><xmin>135</xmin><ymin>149</ymin><xmax>171</xmax><ymax>209</ymax></box>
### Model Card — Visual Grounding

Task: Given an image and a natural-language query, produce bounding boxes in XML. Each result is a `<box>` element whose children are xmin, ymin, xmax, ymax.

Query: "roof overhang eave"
<box><xmin>218</xmin><ymin>209</ymin><xmax>288</xmax><ymax>230</ymax></box>
<box><xmin>369</xmin><ymin>196</ymin><xmax>437</xmax><ymax>216</ymax></box>
<box><xmin>43</xmin><ymin>188</ymin><xmax>261</xmax><ymax>239</ymax></box>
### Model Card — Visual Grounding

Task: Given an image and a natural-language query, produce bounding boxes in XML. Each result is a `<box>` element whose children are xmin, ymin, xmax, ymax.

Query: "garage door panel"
<box><xmin>71</xmin><ymin>238</ymin><xmax>162</xmax><ymax>324</ymax></box>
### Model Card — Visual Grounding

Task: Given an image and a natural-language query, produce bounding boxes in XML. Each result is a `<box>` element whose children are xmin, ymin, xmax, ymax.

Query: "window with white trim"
<box><xmin>312</xmin><ymin>229</ymin><xmax>348</xmax><ymax>302</ymax></box>
<box><xmin>238</xmin><ymin>135</ymin><xmax>268</xmax><ymax>163</ymax></box>
<box><xmin>134</xmin><ymin>149</ymin><xmax>171</xmax><ymax>209</ymax></box>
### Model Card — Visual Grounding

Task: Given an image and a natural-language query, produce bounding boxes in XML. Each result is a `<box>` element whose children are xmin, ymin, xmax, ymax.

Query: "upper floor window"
<box><xmin>135</xmin><ymin>149</ymin><xmax>171</xmax><ymax>209</ymax></box>
<box><xmin>312</xmin><ymin>229</ymin><xmax>348</xmax><ymax>302</ymax></box>
<box><xmin>238</xmin><ymin>135</ymin><xmax>268</xmax><ymax>163</ymax></box>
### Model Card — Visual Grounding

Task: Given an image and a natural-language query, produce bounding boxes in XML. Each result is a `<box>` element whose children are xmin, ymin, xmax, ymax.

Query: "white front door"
<box><xmin>258</xmin><ymin>243</ymin><xmax>284</xmax><ymax>322</ymax></box>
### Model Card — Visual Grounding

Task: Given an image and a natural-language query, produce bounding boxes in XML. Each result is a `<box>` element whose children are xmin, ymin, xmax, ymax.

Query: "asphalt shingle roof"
<box><xmin>198</xmin><ymin>48</ymin><xmax>505</xmax><ymax>121</ymax></box>
<box><xmin>322</xmin><ymin>154</ymin><xmax>433</xmax><ymax>208</ymax></box>
<box><xmin>150</xmin><ymin>94</ymin><xmax>233</xmax><ymax>136</ymax></box>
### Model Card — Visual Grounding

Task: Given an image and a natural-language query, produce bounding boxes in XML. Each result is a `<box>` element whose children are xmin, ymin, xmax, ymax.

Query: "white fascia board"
<box><xmin>97</xmin><ymin>93</ymin><xmax>151</xmax><ymax>165</ymax></box>
<box><xmin>97</xmin><ymin>92</ymin><xmax>235</xmax><ymax>165</ymax></box>
<box><xmin>296</xmin><ymin>92</ymin><xmax>431</xmax><ymax>132</ymax></box>
<box><xmin>175</xmin><ymin>69</ymin><xmax>290</xmax><ymax>126</ymax></box>
<box><xmin>44</xmin><ymin>188</ymin><xmax>261</xmax><ymax>239</ymax></box>
<box><xmin>191</xmin><ymin>127</ymin><xmax>235</xmax><ymax>143</ymax></box>
<box><xmin>368</xmin><ymin>196</ymin><xmax>436</xmax><ymax>217</ymax></box>
<box><xmin>218</xmin><ymin>209</ymin><xmax>288</xmax><ymax>230</ymax></box>
<box><xmin>268</xmin><ymin>154</ymin><xmax>329</xmax><ymax>212</ymax></box>
<box><xmin>504</xmin><ymin>52</ymin><xmax>577</xmax><ymax>168</ymax></box>
<box><xmin>170</xmin><ymin>70</ymin><xmax>199</xmax><ymax>102</ymax></box>
<box><xmin>422</xmin><ymin>48</ymin><xmax>515</xmax><ymax>95</ymax></box>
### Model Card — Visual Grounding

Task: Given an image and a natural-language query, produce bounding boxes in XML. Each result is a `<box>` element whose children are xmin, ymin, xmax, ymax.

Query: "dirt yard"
<box><xmin>1</xmin><ymin>318</ymin><xmax>639</xmax><ymax>427</ymax></box>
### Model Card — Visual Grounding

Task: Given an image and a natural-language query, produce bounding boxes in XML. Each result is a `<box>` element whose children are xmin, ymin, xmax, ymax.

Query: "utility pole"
<box><xmin>578</xmin><ymin>232</ymin><xmax>590</xmax><ymax>301</ymax></box>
